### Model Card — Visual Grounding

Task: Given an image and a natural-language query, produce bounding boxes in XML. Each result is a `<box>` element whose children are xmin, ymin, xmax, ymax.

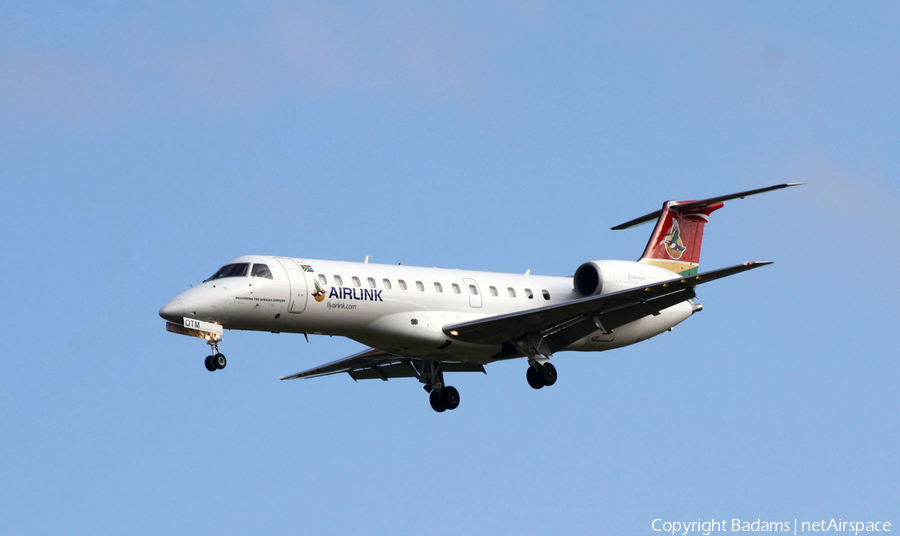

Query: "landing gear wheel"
<box><xmin>539</xmin><ymin>362</ymin><xmax>557</xmax><ymax>386</ymax></box>
<box><xmin>213</xmin><ymin>353</ymin><xmax>227</xmax><ymax>370</ymax></box>
<box><xmin>526</xmin><ymin>366</ymin><xmax>543</xmax><ymax>389</ymax></box>
<box><xmin>204</xmin><ymin>355</ymin><xmax>216</xmax><ymax>372</ymax></box>
<box><xmin>429</xmin><ymin>390</ymin><xmax>447</xmax><ymax>412</ymax></box>
<box><xmin>441</xmin><ymin>386</ymin><xmax>460</xmax><ymax>410</ymax></box>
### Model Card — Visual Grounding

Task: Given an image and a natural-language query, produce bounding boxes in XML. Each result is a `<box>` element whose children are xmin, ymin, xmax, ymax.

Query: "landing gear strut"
<box><xmin>526</xmin><ymin>362</ymin><xmax>557</xmax><ymax>389</ymax></box>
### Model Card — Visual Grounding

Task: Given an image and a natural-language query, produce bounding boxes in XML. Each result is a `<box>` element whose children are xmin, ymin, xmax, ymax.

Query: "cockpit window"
<box><xmin>206</xmin><ymin>263</ymin><xmax>250</xmax><ymax>281</ymax></box>
<box><xmin>251</xmin><ymin>264</ymin><xmax>273</xmax><ymax>279</ymax></box>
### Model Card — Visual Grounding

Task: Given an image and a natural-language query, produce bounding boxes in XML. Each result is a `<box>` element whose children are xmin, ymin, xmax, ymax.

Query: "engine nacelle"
<box><xmin>574</xmin><ymin>260</ymin><xmax>678</xmax><ymax>297</ymax></box>
<box><xmin>573</xmin><ymin>261</ymin><xmax>604</xmax><ymax>296</ymax></box>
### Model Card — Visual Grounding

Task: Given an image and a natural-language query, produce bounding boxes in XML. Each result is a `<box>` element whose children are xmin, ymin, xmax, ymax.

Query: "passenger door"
<box><xmin>275</xmin><ymin>258</ymin><xmax>308</xmax><ymax>313</ymax></box>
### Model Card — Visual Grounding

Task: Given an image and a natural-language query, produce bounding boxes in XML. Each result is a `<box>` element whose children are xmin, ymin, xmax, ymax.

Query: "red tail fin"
<box><xmin>637</xmin><ymin>201</ymin><xmax>723</xmax><ymax>276</ymax></box>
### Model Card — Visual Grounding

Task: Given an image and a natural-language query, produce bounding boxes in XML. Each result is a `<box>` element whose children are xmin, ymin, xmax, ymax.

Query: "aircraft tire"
<box><xmin>214</xmin><ymin>353</ymin><xmax>227</xmax><ymax>370</ymax></box>
<box><xmin>204</xmin><ymin>355</ymin><xmax>217</xmax><ymax>372</ymax></box>
<box><xmin>526</xmin><ymin>366</ymin><xmax>543</xmax><ymax>389</ymax></box>
<box><xmin>441</xmin><ymin>386</ymin><xmax>460</xmax><ymax>410</ymax></box>
<box><xmin>539</xmin><ymin>362</ymin><xmax>557</xmax><ymax>386</ymax></box>
<box><xmin>429</xmin><ymin>390</ymin><xmax>447</xmax><ymax>413</ymax></box>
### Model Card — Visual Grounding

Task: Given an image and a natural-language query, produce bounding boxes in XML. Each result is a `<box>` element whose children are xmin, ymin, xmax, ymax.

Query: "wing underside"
<box><xmin>280</xmin><ymin>347</ymin><xmax>485</xmax><ymax>382</ymax></box>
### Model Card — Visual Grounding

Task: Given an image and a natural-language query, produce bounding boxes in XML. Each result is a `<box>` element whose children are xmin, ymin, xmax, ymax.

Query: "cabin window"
<box><xmin>468</xmin><ymin>284</ymin><xmax>479</xmax><ymax>295</ymax></box>
<box><xmin>434</xmin><ymin>282</ymin><xmax>443</xmax><ymax>293</ymax></box>
<box><xmin>398</xmin><ymin>279</ymin><xmax>407</xmax><ymax>290</ymax></box>
<box><xmin>383</xmin><ymin>278</ymin><xmax>392</xmax><ymax>289</ymax></box>
<box><xmin>508</xmin><ymin>287</ymin><xmax>516</xmax><ymax>298</ymax></box>
<box><xmin>318</xmin><ymin>274</ymin><xmax>327</xmax><ymax>285</ymax></box>
<box><xmin>206</xmin><ymin>263</ymin><xmax>249</xmax><ymax>281</ymax></box>
<box><xmin>452</xmin><ymin>283</ymin><xmax>461</xmax><ymax>294</ymax></box>
<box><xmin>352</xmin><ymin>276</ymin><xmax>361</xmax><ymax>287</ymax></box>
<box><xmin>525</xmin><ymin>288</ymin><xmax>534</xmax><ymax>299</ymax></box>
<box><xmin>251</xmin><ymin>264</ymin><xmax>273</xmax><ymax>279</ymax></box>
<box><xmin>489</xmin><ymin>286</ymin><xmax>498</xmax><ymax>296</ymax></box>
<box><xmin>334</xmin><ymin>275</ymin><xmax>343</xmax><ymax>286</ymax></box>
<box><xmin>416</xmin><ymin>281</ymin><xmax>425</xmax><ymax>291</ymax></box>
<box><xmin>542</xmin><ymin>289</ymin><xmax>551</xmax><ymax>300</ymax></box>
<box><xmin>367</xmin><ymin>277</ymin><xmax>377</xmax><ymax>288</ymax></box>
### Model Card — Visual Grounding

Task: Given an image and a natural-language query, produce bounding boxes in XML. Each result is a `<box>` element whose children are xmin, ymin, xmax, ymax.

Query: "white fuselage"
<box><xmin>159</xmin><ymin>255</ymin><xmax>696</xmax><ymax>363</ymax></box>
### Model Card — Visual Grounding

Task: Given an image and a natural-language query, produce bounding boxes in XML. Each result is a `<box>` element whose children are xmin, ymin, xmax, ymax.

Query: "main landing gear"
<box><xmin>519</xmin><ymin>333</ymin><xmax>557</xmax><ymax>390</ymax></box>
<box><xmin>428</xmin><ymin>386</ymin><xmax>460</xmax><ymax>413</ymax></box>
<box><xmin>526</xmin><ymin>362</ymin><xmax>557</xmax><ymax>389</ymax></box>
<box><xmin>203</xmin><ymin>338</ymin><xmax>227</xmax><ymax>372</ymax></box>
<box><xmin>419</xmin><ymin>361</ymin><xmax>460</xmax><ymax>413</ymax></box>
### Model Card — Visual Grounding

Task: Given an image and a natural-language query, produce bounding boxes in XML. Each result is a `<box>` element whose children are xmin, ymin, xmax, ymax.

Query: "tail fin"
<box><xmin>635</xmin><ymin>200</ymin><xmax>720</xmax><ymax>276</ymax></box>
<box><xmin>611</xmin><ymin>183</ymin><xmax>803</xmax><ymax>277</ymax></box>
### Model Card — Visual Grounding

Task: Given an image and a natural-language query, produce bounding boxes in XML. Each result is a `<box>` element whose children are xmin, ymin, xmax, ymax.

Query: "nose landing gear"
<box><xmin>203</xmin><ymin>338</ymin><xmax>226</xmax><ymax>372</ymax></box>
<box><xmin>204</xmin><ymin>353</ymin><xmax>227</xmax><ymax>371</ymax></box>
<box><xmin>163</xmin><ymin>318</ymin><xmax>227</xmax><ymax>373</ymax></box>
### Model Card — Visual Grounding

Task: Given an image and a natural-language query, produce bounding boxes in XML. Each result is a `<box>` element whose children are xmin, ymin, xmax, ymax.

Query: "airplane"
<box><xmin>159</xmin><ymin>183</ymin><xmax>801</xmax><ymax>412</ymax></box>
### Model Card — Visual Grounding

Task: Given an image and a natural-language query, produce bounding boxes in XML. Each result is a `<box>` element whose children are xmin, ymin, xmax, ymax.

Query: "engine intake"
<box><xmin>574</xmin><ymin>262</ymin><xmax>603</xmax><ymax>296</ymax></box>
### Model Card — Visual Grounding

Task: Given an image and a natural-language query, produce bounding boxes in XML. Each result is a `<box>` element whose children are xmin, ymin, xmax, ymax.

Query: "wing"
<box><xmin>443</xmin><ymin>262</ymin><xmax>770</xmax><ymax>353</ymax></box>
<box><xmin>279</xmin><ymin>347</ymin><xmax>410</xmax><ymax>381</ymax></box>
<box><xmin>280</xmin><ymin>347</ymin><xmax>485</xmax><ymax>382</ymax></box>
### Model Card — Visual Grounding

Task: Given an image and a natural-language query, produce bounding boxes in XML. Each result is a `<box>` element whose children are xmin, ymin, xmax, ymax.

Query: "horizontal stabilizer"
<box><xmin>611</xmin><ymin>183</ymin><xmax>803</xmax><ymax>230</ymax></box>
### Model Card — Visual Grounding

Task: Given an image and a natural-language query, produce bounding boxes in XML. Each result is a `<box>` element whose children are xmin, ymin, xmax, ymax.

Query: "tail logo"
<box><xmin>312</xmin><ymin>280</ymin><xmax>327</xmax><ymax>302</ymax></box>
<box><xmin>660</xmin><ymin>218</ymin><xmax>687</xmax><ymax>259</ymax></box>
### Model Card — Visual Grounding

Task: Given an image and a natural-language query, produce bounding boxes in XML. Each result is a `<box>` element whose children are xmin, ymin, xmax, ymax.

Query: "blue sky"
<box><xmin>1</xmin><ymin>2</ymin><xmax>897</xmax><ymax>534</ymax></box>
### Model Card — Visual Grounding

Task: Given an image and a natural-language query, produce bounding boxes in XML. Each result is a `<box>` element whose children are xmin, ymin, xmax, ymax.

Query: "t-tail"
<box><xmin>611</xmin><ymin>183</ymin><xmax>804</xmax><ymax>277</ymax></box>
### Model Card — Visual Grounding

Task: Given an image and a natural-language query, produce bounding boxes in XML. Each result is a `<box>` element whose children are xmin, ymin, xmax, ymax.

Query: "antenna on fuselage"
<box><xmin>365</xmin><ymin>256</ymin><xmax>370</xmax><ymax>263</ymax></box>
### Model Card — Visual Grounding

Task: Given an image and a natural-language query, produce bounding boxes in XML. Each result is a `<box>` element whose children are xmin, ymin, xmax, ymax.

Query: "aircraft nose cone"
<box><xmin>159</xmin><ymin>298</ymin><xmax>184</xmax><ymax>323</ymax></box>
